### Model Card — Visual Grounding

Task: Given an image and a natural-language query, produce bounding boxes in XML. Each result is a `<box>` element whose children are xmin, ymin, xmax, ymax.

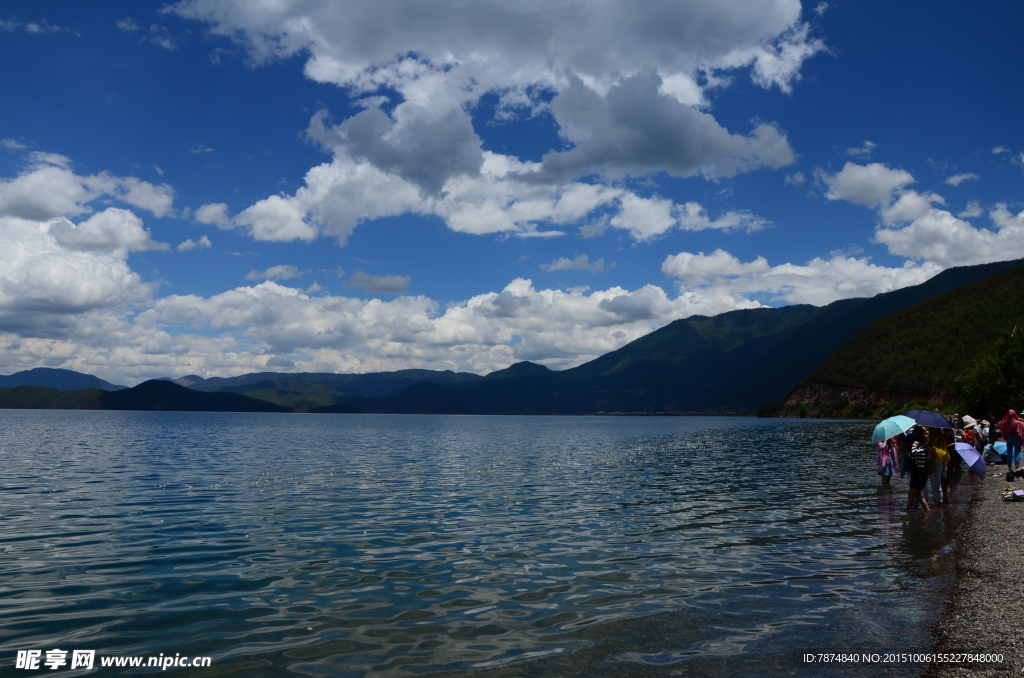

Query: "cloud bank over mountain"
<box><xmin>0</xmin><ymin>1</ymin><xmax>1020</xmax><ymax>383</ymax></box>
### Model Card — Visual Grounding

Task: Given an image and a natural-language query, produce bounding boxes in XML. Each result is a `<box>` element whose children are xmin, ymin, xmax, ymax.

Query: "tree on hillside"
<box><xmin>958</xmin><ymin>325</ymin><xmax>1024</xmax><ymax>414</ymax></box>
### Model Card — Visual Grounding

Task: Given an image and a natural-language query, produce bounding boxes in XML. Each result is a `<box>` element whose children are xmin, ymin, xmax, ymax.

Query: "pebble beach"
<box><xmin>925</xmin><ymin>469</ymin><xmax>1024</xmax><ymax>677</ymax></box>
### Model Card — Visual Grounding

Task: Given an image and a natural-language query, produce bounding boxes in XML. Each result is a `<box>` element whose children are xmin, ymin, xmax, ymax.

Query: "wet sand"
<box><xmin>924</xmin><ymin>469</ymin><xmax>1024</xmax><ymax>676</ymax></box>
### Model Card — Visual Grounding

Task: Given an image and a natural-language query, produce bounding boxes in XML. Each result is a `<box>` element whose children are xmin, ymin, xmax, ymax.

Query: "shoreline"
<box><xmin>924</xmin><ymin>468</ymin><xmax>1023</xmax><ymax>676</ymax></box>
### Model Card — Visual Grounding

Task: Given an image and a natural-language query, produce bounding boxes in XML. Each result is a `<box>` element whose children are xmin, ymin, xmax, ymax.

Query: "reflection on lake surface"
<box><xmin>0</xmin><ymin>412</ymin><xmax>971</xmax><ymax>676</ymax></box>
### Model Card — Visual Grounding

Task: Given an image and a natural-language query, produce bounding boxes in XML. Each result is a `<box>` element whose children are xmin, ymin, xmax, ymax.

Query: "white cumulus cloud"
<box><xmin>676</xmin><ymin>202</ymin><xmax>770</xmax><ymax>233</ymax></box>
<box><xmin>0</xmin><ymin>157</ymin><xmax>175</xmax><ymax>220</ymax></box>
<box><xmin>820</xmin><ymin>162</ymin><xmax>1024</xmax><ymax>269</ymax></box>
<box><xmin>609</xmin><ymin>194</ymin><xmax>677</xmax><ymax>240</ymax></box>
<box><xmin>945</xmin><ymin>173</ymin><xmax>979</xmax><ymax>186</ymax></box>
<box><xmin>171</xmin><ymin>0</ymin><xmax>820</xmax><ymax>95</ymax></box>
<box><xmin>147</xmin><ymin>276</ymin><xmax>758</xmax><ymax>375</ymax></box>
<box><xmin>235</xmin><ymin>194</ymin><xmax>318</xmax><ymax>242</ymax></box>
<box><xmin>846</xmin><ymin>140</ymin><xmax>876</xmax><ymax>157</ymax></box>
<box><xmin>49</xmin><ymin>208</ymin><xmax>167</xmax><ymax>252</ymax></box>
<box><xmin>815</xmin><ymin>163</ymin><xmax>1024</xmax><ymax>270</ymax></box>
<box><xmin>223</xmin><ymin>144</ymin><xmax>769</xmax><ymax>246</ymax></box>
<box><xmin>958</xmin><ymin>201</ymin><xmax>982</xmax><ymax>218</ymax></box>
<box><xmin>821</xmin><ymin>162</ymin><xmax>914</xmax><ymax>207</ymax></box>
<box><xmin>167</xmin><ymin>0</ymin><xmax>818</xmax><ymax>246</ymax></box>
<box><xmin>875</xmin><ymin>206</ymin><xmax>1024</xmax><ymax>267</ymax></box>
<box><xmin>0</xmin><ymin>216</ymin><xmax>156</xmax><ymax>335</ymax></box>
<box><xmin>177</xmin><ymin>235</ymin><xmax>212</xmax><ymax>251</ymax></box>
<box><xmin>194</xmin><ymin>202</ymin><xmax>231</xmax><ymax>228</ymax></box>
<box><xmin>662</xmin><ymin>248</ymin><xmax>942</xmax><ymax>307</ymax></box>
<box><xmin>0</xmin><ymin>157</ymin><xmax>169</xmax><ymax>338</ymax></box>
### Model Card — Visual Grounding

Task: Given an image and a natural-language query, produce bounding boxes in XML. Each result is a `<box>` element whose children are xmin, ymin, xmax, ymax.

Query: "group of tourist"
<box><xmin>876</xmin><ymin>409</ymin><xmax>1024</xmax><ymax>511</ymax></box>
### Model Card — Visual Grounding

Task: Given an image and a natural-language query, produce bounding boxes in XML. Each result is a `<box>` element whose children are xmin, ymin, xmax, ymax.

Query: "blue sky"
<box><xmin>1</xmin><ymin>0</ymin><xmax>1022</xmax><ymax>384</ymax></box>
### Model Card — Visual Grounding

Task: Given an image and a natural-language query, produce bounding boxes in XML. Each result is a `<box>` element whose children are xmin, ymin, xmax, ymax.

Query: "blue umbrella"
<box><xmin>986</xmin><ymin>441</ymin><xmax>1007</xmax><ymax>460</ymax></box>
<box><xmin>954</xmin><ymin>442</ymin><xmax>986</xmax><ymax>479</ymax></box>
<box><xmin>904</xmin><ymin>410</ymin><xmax>955</xmax><ymax>429</ymax></box>
<box><xmin>872</xmin><ymin>415</ymin><xmax>917</xmax><ymax>442</ymax></box>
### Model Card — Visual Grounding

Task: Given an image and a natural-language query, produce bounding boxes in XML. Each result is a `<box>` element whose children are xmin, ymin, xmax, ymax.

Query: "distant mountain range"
<box><xmin>0</xmin><ymin>368</ymin><xmax>126</xmax><ymax>391</ymax></box>
<box><xmin>343</xmin><ymin>257</ymin><xmax>1024</xmax><ymax>414</ymax></box>
<box><xmin>160</xmin><ymin>369</ymin><xmax>481</xmax><ymax>411</ymax></box>
<box><xmin>2</xmin><ymin>257</ymin><xmax>1022</xmax><ymax>414</ymax></box>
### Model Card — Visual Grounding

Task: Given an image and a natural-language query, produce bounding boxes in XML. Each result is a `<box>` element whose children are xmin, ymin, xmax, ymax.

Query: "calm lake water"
<box><xmin>0</xmin><ymin>412</ymin><xmax>972</xmax><ymax>677</ymax></box>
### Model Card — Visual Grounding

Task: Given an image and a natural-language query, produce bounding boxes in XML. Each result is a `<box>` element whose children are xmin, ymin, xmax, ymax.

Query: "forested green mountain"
<box><xmin>777</xmin><ymin>263</ymin><xmax>1024</xmax><ymax>418</ymax></box>
<box><xmin>0</xmin><ymin>385</ymin><xmax>104</xmax><ymax>409</ymax></box>
<box><xmin>0</xmin><ymin>381</ymin><xmax>291</xmax><ymax>412</ymax></box>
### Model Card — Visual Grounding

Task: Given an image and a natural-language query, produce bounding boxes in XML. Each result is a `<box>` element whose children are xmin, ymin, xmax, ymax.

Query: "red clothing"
<box><xmin>998</xmin><ymin>410</ymin><xmax>1024</xmax><ymax>438</ymax></box>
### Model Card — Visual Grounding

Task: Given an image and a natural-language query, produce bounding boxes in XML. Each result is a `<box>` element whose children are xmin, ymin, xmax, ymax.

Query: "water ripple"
<box><xmin>0</xmin><ymin>411</ymin><xmax>966</xmax><ymax>676</ymax></box>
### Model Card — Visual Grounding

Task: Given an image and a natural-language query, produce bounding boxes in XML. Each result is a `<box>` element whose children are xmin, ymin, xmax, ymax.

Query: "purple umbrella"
<box><xmin>954</xmin><ymin>442</ymin><xmax>986</xmax><ymax>479</ymax></box>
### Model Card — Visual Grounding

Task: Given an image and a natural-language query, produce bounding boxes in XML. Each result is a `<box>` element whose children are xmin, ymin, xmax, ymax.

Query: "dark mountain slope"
<box><xmin>571</xmin><ymin>305</ymin><xmax>817</xmax><ymax>377</ymax></box>
<box><xmin>482</xmin><ymin>361</ymin><xmax>552</xmax><ymax>380</ymax></box>
<box><xmin>0</xmin><ymin>380</ymin><xmax>291</xmax><ymax>412</ymax></box>
<box><xmin>779</xmin><ymin>263</ymin><xmax>1024</xmax><ymax>416</ymax></box>
<box><xmin>704</xmin><ymin>257</ymin><xmax>1024</xmax><ymax>408</ymax></box>
<box><xmin>165</xmin><ymin>369</ymin><xmax>482</xmax><ymax>409</ymax></box>
<box><xmin>357</xmin><ymin>305</ymin><xmax>821</xmax><ymax>414</ymax></box>
<box><xmin>0</xmin><ymin>385</ymin><xmax>104</xmax><ymax>409</ymax></box>
<box><xmin>182</xmin><ymin>369</ymin><xmax>480</xmax><ymax>394</ymax></box>
<box><xmin>100</xmin><ymin>380</ymin><xmax>292</xmax><ymax>412</ymax></box>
